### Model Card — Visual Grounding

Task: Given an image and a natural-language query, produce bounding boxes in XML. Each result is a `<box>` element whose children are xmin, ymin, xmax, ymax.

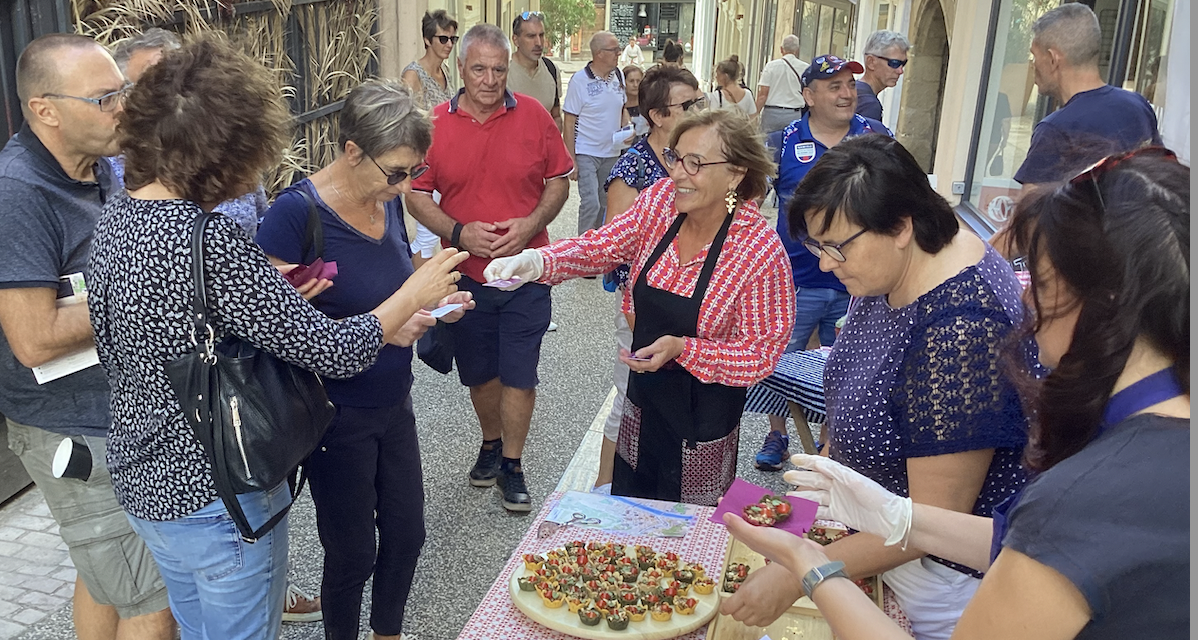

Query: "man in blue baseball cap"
<box><xmin>748</xmin><ymin>54</ymin><xmax>889</xmax><ymax>472</ymax></box>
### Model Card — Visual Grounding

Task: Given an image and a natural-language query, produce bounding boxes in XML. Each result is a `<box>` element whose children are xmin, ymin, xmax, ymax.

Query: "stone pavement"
<box><xmin>0</xmin><ymin>486</ymin><xmax>75</xmax><ymax>639</ymax></box>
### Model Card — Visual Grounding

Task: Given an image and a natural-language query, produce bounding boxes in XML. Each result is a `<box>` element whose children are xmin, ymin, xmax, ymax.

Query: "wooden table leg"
<box><xmin>786</xmin><ymin>401</ymin><xmax>819</xmax><ymax>455</ymax></box>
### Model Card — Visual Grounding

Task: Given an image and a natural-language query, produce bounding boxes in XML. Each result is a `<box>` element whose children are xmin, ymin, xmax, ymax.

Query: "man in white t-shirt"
<box><xmin>564</xmin><ymin>31</ymin><xmax>629</xmax><ymax>235</ymax></box>
<box><xmin>756</xmin><ymin>34</ymin><xmax>808</xmax><ymax>135</ymax></box>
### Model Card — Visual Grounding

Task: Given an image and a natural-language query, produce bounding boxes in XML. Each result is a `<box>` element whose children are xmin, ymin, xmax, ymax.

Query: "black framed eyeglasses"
<box><xmin>41</xmin><ymin>83</ymin><xmax>131</xmax><ymax>112</ymax></box>
<box><xmin>1069</xmin><ymin>146</ymin><xmax>1177</xmax><ymax>212</ymax></box>
<box><xmin>434</xmin><ymin>35</ymin><xmax>460</xmax><ymax>45</ymax></box>
<box><xmin>802</xmin><ymin>228</ymin><xmax>868</xmax><ymax>262</ymax></box>
<box><xmin>869</xmin><ymin>54</ymin><xmax>908</xmax><ymax>69</ymax></box>
<box><xmin>667</xmin><ymin>96</ymin><xmax>708</xmax><ymax>112</ymax></box>
<box><xmin>368</xmin><ymin>155</ymin><xmax>429</xmax><ymax>185</ymax></box>
<box><xmin>662</xmin><ymin>148</ymin><xmax>729</xmax><ymax>176</ymax></box>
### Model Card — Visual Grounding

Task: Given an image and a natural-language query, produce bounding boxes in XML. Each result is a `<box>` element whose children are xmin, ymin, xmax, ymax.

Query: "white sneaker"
<box><xmin>547</xmin><ymin>321</ymin><xmax>559</xmax><ymax>332</ymax></box>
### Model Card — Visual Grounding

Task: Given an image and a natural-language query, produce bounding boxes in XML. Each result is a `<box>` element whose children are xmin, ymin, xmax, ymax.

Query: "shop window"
<box><xmin>965</xmin><ymin>0</ymin><xmax>1175</xmax><ymax>231</ymax></box>
<box><xmin>794</xmin><ymin>0</ymin><xmax>855</xmax><ymax>62</ymax></box>
<box><xmin>966</xmin><ymin>0</ymin><xmax>1062</xmax><ymax>228</ymax></box>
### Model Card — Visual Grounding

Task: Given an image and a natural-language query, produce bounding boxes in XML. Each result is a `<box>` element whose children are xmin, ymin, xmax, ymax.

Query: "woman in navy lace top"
<box><xmin>722</xmin><ymin>134</ymin><xmax>1030</xmax><ymax>640</ymax></box>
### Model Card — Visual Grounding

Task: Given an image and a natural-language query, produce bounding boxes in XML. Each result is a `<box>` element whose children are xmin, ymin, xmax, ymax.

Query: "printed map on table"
<box><xmin>544</xmin><ymin>491</ymin><xmax>700</xmax><ymax>537</ymax></box>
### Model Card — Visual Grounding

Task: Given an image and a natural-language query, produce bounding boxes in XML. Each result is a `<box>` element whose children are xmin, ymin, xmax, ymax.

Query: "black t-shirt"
<box><xmin>1002</xmin><ymin>413</ymin><xmax>1188</xmax><ymax>639</ymax></box>
<box><xmin>1013</xmin><ymin>85</ymin><xmax>1160</xmax><ymax>184</ymax></box>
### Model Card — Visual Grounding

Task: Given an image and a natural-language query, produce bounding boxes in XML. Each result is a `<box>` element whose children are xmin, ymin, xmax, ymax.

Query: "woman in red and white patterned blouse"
<box><xmin>486</xmin><ymin>109</ymin><xmax>795</xmax><ymax>505</ymax></box>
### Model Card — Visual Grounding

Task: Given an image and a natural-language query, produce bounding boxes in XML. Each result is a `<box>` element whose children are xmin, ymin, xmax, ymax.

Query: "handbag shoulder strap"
<box><xmin>782</xmin><ymin>57</ymin><xmax>803</xmax><ymax>84</ymax></box>
<box><xmin>188</xmin><ymin>212</ymin><xmax>217</xmax><ymax>344</ymax></box>
<box><xmin>295</xmin><ymin>189</ymin><xmax>324</xmax><ymax>263</ymax></box>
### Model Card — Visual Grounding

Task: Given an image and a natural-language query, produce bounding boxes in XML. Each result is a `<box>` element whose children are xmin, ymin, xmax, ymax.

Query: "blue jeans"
<box><xmin>127</xmin><ymin>483</ymin><xmax>290</xmax><ymax>640</ymax></box>
<box><xmin>788</xmin><ymin>286</ymin><xmax>851</xmax><ymax>351</ymax></box>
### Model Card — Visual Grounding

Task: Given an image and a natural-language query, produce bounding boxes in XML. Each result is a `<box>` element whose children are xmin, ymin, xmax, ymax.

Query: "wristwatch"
<box><xmin>451</xmin><ymin>222</ymin><xmax>464</xmax><ymax>249</ymax></box>
<box><xmin>801</xmin><ymin>561</ymin><xmax>849</xmax><ymax>597</ymax></box>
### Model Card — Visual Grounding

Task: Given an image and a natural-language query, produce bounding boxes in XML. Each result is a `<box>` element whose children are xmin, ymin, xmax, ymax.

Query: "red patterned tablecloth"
<box><xmin>458</xmin><ymin>496</ymin><xmax>913</xmax><ymax>639</ymax></box>
<box><xmin>457</xmin><ymin>491</ymin><xmax>727</xmax><ymax>639</ymax></box>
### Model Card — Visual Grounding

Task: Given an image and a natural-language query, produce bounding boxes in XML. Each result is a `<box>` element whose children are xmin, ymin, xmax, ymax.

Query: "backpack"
<box><xmin>544</xmin><ymin>56</ymin><xmax>561</xmax><ymax>111</ymax></box>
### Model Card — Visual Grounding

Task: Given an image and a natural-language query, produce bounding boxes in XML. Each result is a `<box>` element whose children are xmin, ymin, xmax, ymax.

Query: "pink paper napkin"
<box><xmin>708</xmin><ymin>478</ymin><xmax>819</xmax><ymax>536</ymax></box>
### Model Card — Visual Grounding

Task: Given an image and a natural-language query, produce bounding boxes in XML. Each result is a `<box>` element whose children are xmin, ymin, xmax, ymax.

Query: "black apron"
<box><xmin>613</xmin><ymin>212</ymin><xmax>747</xmax><ymax>506</ymax></box>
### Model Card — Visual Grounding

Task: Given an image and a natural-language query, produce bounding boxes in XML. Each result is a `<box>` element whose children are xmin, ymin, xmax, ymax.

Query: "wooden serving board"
<box><xmin>508</xmin><ymin>571</ymin><xmax>719</xmax><ymax>640</ymax></box>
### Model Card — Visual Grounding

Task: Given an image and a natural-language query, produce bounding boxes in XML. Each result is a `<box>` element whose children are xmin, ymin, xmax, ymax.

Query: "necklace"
<box><xmin>330</xmin><ymin>179</ymin><xmax>377</xmax><ymax>224</ymax></box>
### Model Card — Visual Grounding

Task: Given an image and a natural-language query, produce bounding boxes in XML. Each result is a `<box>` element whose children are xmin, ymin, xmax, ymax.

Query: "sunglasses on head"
<box><xmin>869</xmin><ymin>54</ymin><xmax>907</xmax><ymax>69</ymax></box>
<box><xmin>519</xmin><ymin>10</ymin><xmax>544</xmax><ymax>20</ymax></box>
<box><xmin>368</xmin><ymin>155</ymin><xmax>429</xmax><ymax>185</ymax></box>
<box><xmin>1069</xmin><ymin>146</ymin><xmax>1178</xmax><ymax>212</ymax></box>
<box><xmin>434</xmin><ymin>35</ymin><xmax>460</xmax><ymax>45</ymax></box>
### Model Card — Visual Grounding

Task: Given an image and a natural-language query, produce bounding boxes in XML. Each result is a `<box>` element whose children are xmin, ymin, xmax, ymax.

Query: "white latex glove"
<box><xmin>482</xmin><ymin>248</ymin><xmax>544</xmax><ymax>291</ymax></box>
<box><xmin>784</xmin><ymin>453</ymin><xmax>913</xmax><ymax>549</ymax></box>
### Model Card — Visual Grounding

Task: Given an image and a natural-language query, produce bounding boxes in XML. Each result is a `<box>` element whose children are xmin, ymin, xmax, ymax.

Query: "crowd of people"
<box><xmin>0</xmin><ymin>3</ymin><xmax>1185</xmax><ymax>640</ymax></box>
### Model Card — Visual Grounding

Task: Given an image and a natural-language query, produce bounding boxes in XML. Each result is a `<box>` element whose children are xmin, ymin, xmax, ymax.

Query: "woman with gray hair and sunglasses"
<box><xmin>256</xmin><ymin>79</ymin><xmax>474</xmax><ymax>640</ymax></box>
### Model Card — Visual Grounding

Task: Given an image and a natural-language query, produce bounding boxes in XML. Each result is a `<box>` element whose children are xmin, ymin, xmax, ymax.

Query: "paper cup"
<box><xmin>52</xmin><ymin>437</ymin><xmax>92</xmax><ymax>481</ymax></box>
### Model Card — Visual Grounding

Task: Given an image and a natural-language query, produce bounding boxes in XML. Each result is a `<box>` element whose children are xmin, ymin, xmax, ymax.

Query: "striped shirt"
<box><xmin>541</xmin><ymin>178</ymin><xmax>795</xmax><ymax>387</ymax></box>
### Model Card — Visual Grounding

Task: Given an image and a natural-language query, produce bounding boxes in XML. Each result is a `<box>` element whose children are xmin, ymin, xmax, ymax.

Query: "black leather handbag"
<box><xmin>166</xmin><ymin>213</ymin><xmax>335</xmax><ymax>542</ymax></box>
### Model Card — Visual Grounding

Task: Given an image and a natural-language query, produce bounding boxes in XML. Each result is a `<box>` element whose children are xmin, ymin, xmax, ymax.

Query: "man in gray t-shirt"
<box><xmin>0</xmin><ymin>33</ymin><xmax>172</xmax><ymax>639</ymax></box>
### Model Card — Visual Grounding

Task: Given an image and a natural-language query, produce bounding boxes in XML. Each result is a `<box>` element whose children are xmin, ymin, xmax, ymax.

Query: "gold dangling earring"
<box><xmin>725</xmin><ymin>188</ymin><xmax>737</xmax><ymax>215</ymax></box>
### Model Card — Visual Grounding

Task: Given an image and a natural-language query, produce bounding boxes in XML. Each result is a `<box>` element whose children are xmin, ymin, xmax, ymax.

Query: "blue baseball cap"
<box><xmin>800</xmin><ymin>54</ymin><xmax>865</xmax><ymax>87</ymax></box>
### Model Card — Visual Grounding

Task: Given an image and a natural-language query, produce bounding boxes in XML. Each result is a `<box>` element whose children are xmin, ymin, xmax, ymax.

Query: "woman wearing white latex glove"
<box><xmin>723</xmin><ymin>146</ymin><xmax>1190</xmax><ymax>640</ymax></box>
<box><xmin>787</xmin><ymin>453</ymin><xmax>995</xmax><ymax>573</ymax></box>
<box><xmin>482</xmin><ymin>248</ymin><xmax>543</xmax><ymax>290</ymax></box>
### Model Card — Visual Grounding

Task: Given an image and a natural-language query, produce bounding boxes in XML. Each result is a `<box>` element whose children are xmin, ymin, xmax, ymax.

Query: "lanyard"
<box><xmin>990</xmin><ymin>367</ymin><xmax>1183</xmax><ymax>564</ymax></box>
<box><xmin>1100</xmin><ymin>368</ymin><xmax>1184</xmax><ymax>432</ymax></box>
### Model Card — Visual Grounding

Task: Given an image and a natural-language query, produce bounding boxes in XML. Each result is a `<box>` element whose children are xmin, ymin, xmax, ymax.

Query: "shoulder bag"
<box><xmin>165</xmin><ymin>212</ymin><xmax>335</xmax><ymax>541</ymax></box>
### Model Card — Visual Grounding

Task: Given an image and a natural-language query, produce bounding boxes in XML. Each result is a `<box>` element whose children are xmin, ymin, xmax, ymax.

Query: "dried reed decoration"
<box><xmin>71</xmin><ymin>0</ymin><xmax>379</xmax><ymax>195</ymax></box>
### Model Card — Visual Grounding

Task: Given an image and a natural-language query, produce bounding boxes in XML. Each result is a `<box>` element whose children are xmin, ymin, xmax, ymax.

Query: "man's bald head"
<box><xmin>16</xmin><ymin>33</ymin><xmax>106</xmax><ymax>114</ymax></box>
<box><xmin>1032</xmin><ymin>3</ymin><xmax>1102</xmax><ymax>67</ymax></box>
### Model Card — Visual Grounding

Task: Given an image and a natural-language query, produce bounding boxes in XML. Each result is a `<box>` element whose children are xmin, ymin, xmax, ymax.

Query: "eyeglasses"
<box><xmin>667</xmin><ymin>96</ymin><xmax>708</xmax><ymax>112</ymax></box>
<box><xmin>662</xmin><ymin>148</ymin><xmax>729</xmax><ymax>176</ymax></box>
<box><xmin>1069</xmin><ymin>146</ymin><xmax>1178</xmax><ymax>212</ymax></box>
<box><xmin>802</xmin><ymin>228</ymin><xmax>868</xmax><ymax>262</ymax></box>
<box><xmin>368</xmin><ymin>155</ymin><xmax>430</xmax><ymax>185</ymax></box>
<box><xmin>868</xmin><ymin>54</ymin><xmax>908</xmax><ymax>69</ymax></box>
<box><xmin>519</xmin><ymin>11</ymin><xmax>544</xmax><ymax>20</ymax></box>
<box><xmin>41</xmin><ymin>83</ymin><xmax>131</xmax><ymax>112</ymax></box>
<box><xmin>601</xmin><ymin>47</ymin><xmax>622</xmax><ymax>54</ymax></box>
<box><xmin>434</xmin><ymin>35</ymin><xmax>460</xmax><ymax>45</ymax></box>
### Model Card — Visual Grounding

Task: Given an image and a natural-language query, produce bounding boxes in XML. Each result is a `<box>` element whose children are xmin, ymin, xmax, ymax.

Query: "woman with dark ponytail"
<box><xmin>723</xmin><ymin>147</ymin><xmax>1190</xmax><ymax>640</ymax></box>
<box><xmin>660</xmin><ymin>39</ymin><xmax>685</xmax><ymax>69</ymax></box>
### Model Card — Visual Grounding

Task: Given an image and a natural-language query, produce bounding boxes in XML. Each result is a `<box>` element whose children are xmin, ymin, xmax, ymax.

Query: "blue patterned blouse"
<box><xmin>602</xmin><ymin>138</ymin><xmax>669</xmax><ymax>291</ymax></box>
<box><xmin>824</xmin><ymin>244</ymin><xmax>1031</xmax><ymax>577</ymax></box>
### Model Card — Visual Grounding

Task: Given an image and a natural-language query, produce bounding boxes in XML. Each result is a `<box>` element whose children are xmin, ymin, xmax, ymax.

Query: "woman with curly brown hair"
<box><xmin>86</xmin><ymin>35</ymin><xmax>466</xmax><ymax>639</ymax></box>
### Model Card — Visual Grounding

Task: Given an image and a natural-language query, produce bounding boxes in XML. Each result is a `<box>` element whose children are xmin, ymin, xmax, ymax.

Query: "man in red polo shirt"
<box><xmin>409</xmin><ymin>23</ymin><xmax>572</xmax><ymax>512</ymax></box>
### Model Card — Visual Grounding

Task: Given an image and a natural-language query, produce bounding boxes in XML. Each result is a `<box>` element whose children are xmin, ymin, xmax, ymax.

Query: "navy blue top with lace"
<box><xmin>88</xmin><ymin>192</ymin><xmax>384</xmax><ymax>520</ymax></box>
<box><xmin>824</xmin><ymin>243</ymin><xmax>1030</xmax><ymax>576</ymax></box>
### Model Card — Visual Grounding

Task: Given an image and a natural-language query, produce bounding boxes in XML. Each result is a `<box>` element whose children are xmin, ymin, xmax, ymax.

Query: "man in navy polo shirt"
<box><xmin>753</xmin><ymin>54</ymin><xmax>890</xmax><ymax>471</ymax></box>
<box><xmin>409</xmin><ymin>24</ymin><xmax>573</xmax><ymax>512</ymax></box>
<box><xmin>0</xmin><ymin>33</ymin><xmax>173</xmax><ymax>639</ymax></box>
<box><xmin>990</xmin><ymin>3</ymin><xmax>1160</xmax><ymax>258</ymax></box>
<box><xmin>1015</xmin><ymin>3</ymin><xmax>1160</xmax><ymax>187</ymax></box>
